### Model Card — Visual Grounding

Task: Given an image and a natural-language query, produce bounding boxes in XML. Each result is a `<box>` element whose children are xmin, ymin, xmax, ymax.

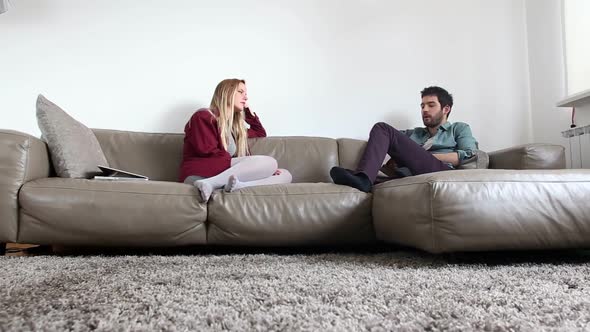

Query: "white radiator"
<box><xmin>562</xmin><ymin>124</ymin><xmax>590</xmax><ymax>168</ymax></box>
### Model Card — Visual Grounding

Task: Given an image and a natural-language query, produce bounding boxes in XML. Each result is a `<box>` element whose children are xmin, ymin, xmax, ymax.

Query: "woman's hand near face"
<box><xmin>244</xmin><ymin>102</ymin><xmax>266</xmax><ymax>138</ymax></box>
<box><xmin>244</xmin><ymin>104</ymin><xmax>257</xmax><ymax>118</ymax></box>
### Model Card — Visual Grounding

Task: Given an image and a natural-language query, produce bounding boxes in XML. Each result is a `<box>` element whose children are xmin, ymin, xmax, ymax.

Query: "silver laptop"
<box><xmin>94</xmin><ymin>165</ymin><xmax>149</xmax><ymax>181</ymax></box>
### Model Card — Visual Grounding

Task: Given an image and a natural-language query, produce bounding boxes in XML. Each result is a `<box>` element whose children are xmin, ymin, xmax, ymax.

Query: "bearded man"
<box><xmin>330</xmin><ymin>86</ymin><xmax>478</xmax><ymax>193</ymax></box>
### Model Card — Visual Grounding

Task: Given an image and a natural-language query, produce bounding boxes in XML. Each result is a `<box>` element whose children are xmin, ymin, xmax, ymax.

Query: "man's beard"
<box><xmin>423</xmin><ymin>112</ymin><xmax>444</xmax><ymax>128</ymax></box>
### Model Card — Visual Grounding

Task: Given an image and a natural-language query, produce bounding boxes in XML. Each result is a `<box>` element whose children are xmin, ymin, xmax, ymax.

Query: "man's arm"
<box><xmin>453</xmin><ymin>123</ymin><xmax>478</xmax><ymax>163</ymax></box>
<box><xmin>432</xmin><ymin>152</ymin><xmax>460</xmax><ymax>166</ymax></box>
<box><xmin>399</xmin><ymin>129</ymin><xmax>414</xmax><ymax>137</ymax></box>
<box><xmin>431</xmin><ymin>123</ymin><xmax>477</xmax><ymax>167</ymax></box>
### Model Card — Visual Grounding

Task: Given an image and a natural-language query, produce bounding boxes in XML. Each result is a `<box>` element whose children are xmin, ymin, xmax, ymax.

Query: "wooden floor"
<box><xmin>5</xmin><ymin>243</ymin><xmax>43</xmax><ymax>256</ymax></box>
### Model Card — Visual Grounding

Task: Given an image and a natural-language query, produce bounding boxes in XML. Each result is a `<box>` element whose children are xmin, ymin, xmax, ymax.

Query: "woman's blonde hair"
<box><xmin>210</xmin><ymin>78</ymin><xmax>249</xmax><ymax>157</ymax></box>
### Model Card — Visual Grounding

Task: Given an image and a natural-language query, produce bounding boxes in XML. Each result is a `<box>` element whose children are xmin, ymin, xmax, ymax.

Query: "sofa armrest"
<box><xmin>0</xmin><ymin>130</ymin><xmax>51</xmax><ymax>242</ymax></box>
<box><xmin>488</xmin><ymin>143</ymin><xmax>565</xmax><ymax>169</ymax></box>
<box><xmin>457</xmin><ymin>150</ymin><xmax>490</xmax><ymax>169</ymax></box>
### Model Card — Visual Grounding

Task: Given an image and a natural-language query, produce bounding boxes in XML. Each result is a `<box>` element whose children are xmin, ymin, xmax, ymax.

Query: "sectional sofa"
<box><xmin>3</xmin><ymin>127</ymin><xmax>588</xmax><ymax>254</ymax></box>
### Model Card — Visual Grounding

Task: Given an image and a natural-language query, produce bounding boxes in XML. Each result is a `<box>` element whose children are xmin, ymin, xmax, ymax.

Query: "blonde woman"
<box><xmin>179</xmin><ymin>79</ymin><xmax>292</xmax><ymax>202</ymax></box>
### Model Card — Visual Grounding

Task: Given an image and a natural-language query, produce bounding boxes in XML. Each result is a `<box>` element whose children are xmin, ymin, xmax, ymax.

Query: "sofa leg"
<box><xmin>0</xmin><ymin>243</ymin><xmax>6</xmax><ymax>256</ymax></box>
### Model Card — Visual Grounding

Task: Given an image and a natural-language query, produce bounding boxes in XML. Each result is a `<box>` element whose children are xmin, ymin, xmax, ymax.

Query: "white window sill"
<box><xmin>557</xmin><ymin>88</ymin><xmax>590</xmax><ymax>107</ymax></box>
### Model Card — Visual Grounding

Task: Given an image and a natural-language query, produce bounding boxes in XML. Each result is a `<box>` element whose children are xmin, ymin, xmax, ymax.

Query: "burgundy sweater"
<box><xmin>178</xmin><ymin>108</ymin><xmax>267</xmax><ymax>182</ymax></box>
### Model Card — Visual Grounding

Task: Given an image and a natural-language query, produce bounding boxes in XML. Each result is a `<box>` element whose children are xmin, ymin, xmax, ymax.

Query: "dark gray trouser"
<box><xmin>356</xmin><ymin>122</ymin><xmax>451</xmax><ymax>183</ymax></box>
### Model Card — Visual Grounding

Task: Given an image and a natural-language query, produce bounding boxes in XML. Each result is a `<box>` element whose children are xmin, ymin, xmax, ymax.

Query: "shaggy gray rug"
<box><xmin>2</xmin><ymin>251</ymin><xmax>590</xmax><ymax>331</ymax></box>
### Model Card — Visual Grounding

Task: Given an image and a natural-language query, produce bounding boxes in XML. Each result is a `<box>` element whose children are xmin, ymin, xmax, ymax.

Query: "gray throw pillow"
<box><xmin>36</xmin><ymin>94</ymin><xmax>109</xmax><ymax>178</ymax></box>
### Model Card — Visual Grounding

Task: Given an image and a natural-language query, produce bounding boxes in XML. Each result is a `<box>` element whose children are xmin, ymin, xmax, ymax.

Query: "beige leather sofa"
<box><xmin>2</xmin><ymin>128</ymin><xmax>586</xmax><ymax>254</ymax></box>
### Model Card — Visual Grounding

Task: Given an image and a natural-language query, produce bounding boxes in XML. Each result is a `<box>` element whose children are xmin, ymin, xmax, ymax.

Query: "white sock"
<box><xmin>225</xmin><ymin>175</ymin><xmax>245</xmax><ymax>192</ymax></box>
<box><xmin>194</xmin><ymin>180</ymin><xmax>213</xmax><ymax>202</ymax></box>
<box><xmin>225</xmin><ymin>170</ymin><xmax>293</xmax><ymax>192</ymax></box>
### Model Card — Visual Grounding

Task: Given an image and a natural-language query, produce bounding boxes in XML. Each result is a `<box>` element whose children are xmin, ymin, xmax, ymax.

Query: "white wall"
<box><xmin>563</xmin><ymin>0</ymin><xmax>590</xmax><ymax>95</ymax></box>
<box><xmin>524</xmin><ymin>1</ymin><xmax>569</xmax><ymax>146</ymax></box>
<box><xmin>1</xmin><ymin>0</ymin><xmax>532</xmax><ymax>151</ymax></box>
<box><xmin>561</xmin><ymin>0</ymin><xmax>590</xmax><ymax>169</ymax></box>
<box><xmin>525</xmin><ymin>0</ymin><xmax>590</xmax><ymax>168</ymax></box>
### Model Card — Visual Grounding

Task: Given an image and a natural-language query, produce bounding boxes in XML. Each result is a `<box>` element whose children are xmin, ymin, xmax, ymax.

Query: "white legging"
<box><xmin>189</xmin><ymin>155</ymin><xmax>292</xmax><ymax>202</ymax></box>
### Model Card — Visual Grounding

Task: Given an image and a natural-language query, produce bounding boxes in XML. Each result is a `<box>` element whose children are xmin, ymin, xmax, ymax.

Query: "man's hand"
<box><xmin>380</xmin><ymin>159</ymin><xmax>398</xmax><ymax>177</ymax></box>
<box><xmin>432</xmin><ymin>152</ymin><xmax>460</xmax><ymax>166</ymax></box>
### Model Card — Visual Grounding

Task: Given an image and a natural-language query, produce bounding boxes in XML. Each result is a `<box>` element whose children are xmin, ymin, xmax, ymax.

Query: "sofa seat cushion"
<box><xmin>18</xmin><ymin>178</ymin><xmax>206</xmax><ymax>246</ymax></box>
<box><xmin>207</xmin><ymin>183</ymin><xmax>375</xmax><ymax>246</ymax></box>
<box><xmin>373</xmin><ymin>169</ymin><xmax>590</xmax><ymax>253</ymax></box>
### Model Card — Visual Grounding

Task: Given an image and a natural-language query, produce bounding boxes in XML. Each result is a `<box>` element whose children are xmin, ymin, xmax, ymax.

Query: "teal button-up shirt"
<box><xmin>402</xmin><ymin>122</ymin><xmax>478</xmax><ymax>166</ymax></box>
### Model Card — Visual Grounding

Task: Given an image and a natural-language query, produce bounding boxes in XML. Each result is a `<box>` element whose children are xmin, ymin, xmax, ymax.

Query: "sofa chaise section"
<box><xmin>371</xmin><ymin>144</ymin><xmax>590</xmax><ymax>253</ymax></box>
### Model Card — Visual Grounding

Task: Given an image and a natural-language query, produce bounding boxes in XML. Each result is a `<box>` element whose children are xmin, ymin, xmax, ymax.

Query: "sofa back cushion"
<box><xmin>338</xmin><ymin>138</ymin><xmax>491</xmax><ymax>173</ymax></box>
<box><xmin>337</xmin><ymin>138</ymin><xmax>367</xmax><ymax>170</ymax></box>
<box><xmin>93</xmin><ymin>129</ymin><xmax>184</xmax><ymax>182</ymax></box>
<box><xmin>249</xmin><ymin>136</ymin><xmax>338</xmax><ymax>183</ymax></box>
<box><xmin>93</xmin><ymin>130</ymin><xmax>339</xmax><ymax>183</ymax></box>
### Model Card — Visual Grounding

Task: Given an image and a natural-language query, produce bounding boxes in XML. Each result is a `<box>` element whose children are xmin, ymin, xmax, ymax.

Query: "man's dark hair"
<box><xmin>421</xmin><ymin>86</ymin><xmax>453</xmax><ymax>118</ymax></box>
